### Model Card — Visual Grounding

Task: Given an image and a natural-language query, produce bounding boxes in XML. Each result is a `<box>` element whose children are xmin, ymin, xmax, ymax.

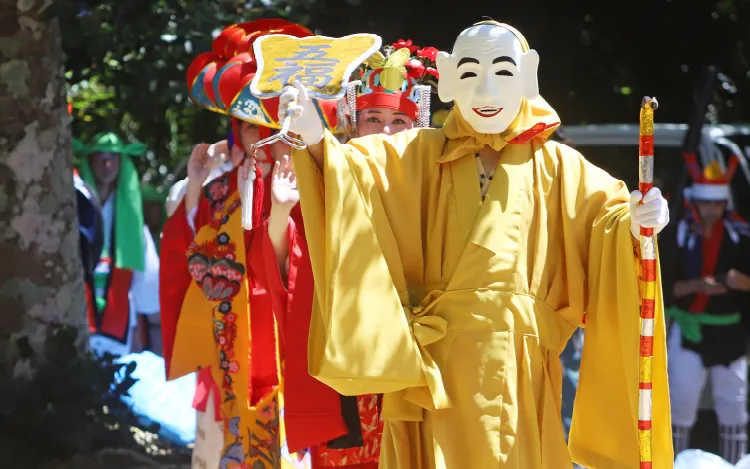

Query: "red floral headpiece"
<box><xmin>339</xmin><ymin>39</ymin><xmax>440</xmax><ymax>130</ymax></box>
<box><xmin>394</xmin><ymin>39</ymin><xmax>440</xmax><ymax>90</ymax></box>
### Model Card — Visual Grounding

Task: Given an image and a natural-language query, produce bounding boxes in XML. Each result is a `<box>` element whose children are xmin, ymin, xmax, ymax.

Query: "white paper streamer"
<box><xmin>240</xmin><ymin>163</ymin><xmax>256</xmax><ymax>230</ymax></box>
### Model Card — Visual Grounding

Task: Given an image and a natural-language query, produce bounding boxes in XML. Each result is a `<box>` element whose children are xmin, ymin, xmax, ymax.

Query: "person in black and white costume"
<box><xmin>666</xmin><ymin>156</ymin><xmax>750</xmax><ymax>463</ymax></box>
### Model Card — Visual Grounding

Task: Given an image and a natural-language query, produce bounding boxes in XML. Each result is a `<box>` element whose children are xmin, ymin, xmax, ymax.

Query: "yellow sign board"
<box><xmin>250</xmin><ymin>33</ymin><xmax>382</xmax><ymax>100</ymax></box>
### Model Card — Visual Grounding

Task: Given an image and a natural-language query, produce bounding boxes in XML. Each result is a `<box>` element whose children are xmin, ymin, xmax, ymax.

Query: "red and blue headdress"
<box><xmin>185</xmin><ymin>19</ymin><xmax>342</xmax><ymax>228</ymax></box>
<box><xmin>186</xmin><ymin>19</ymin><xmax>342</xmax><ymax>140</ymax></box>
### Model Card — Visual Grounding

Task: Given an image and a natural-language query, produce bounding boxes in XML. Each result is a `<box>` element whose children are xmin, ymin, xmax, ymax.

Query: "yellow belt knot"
<box><xmin>401</xmin><ymin>299</ymin><xmax>451</xmax><ymax>411</ymax></box>
<box><xmin>408</xmin><ymin>306</ymin><xmax>447</xmax><ymax>346</ymax></box>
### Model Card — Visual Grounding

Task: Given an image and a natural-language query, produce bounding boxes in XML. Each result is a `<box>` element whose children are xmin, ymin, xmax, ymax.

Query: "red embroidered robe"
<box><xmin>259</xmin><ymin>205</ymin><xmax>384</xmax><ymax>468</ymax></box>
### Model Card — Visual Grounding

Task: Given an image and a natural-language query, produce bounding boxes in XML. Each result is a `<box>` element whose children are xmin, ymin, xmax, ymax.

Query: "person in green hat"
<box><xmin>76</xmin><ymin>133</ymin><xmax>161</xmax><ymax>357</ymax></box>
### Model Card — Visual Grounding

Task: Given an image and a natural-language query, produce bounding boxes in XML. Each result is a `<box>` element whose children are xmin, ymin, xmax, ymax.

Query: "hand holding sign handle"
<box><xmin>252</xmin><ymin>82</ymin><xmax>309</xmax><ymax>151</ymax></box>
<box><xmin>277</xmin><ymin>80</ymin><xmax>325</xmax><ymax>146</ymax></box>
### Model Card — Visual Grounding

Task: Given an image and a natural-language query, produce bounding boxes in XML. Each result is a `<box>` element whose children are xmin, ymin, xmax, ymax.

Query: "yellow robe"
<box><xmin>291</xmin><ymin>100</ymin><xmax>672</xmax><ymax>468</ymax></box>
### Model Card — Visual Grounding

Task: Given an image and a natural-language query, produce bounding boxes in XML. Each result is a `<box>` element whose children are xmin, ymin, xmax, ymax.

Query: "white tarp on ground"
<box><xmin>675</xmin><ymin>449</ymin><xmax>750</xmax><ymax>468</ymax></box>
<box><xmin>116</xmin><ymin>351</ymin><xmax>196</xmax><ymax>446</ymax></box>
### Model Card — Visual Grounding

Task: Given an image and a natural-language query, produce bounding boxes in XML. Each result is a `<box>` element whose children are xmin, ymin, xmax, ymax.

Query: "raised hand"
<box><xmin>271</xmin><ymin>155</ymin><xmax>299</xmax><ymax>213</ymax></box>
<box><xmin>186</xmin><ymin>143</ymin><xmax>229</xmax><ymax>214</ymax></box>
<box><xmin>186</xmin><ymin>143</ymin><xmax>213</xmax><ymax>185</ymax></box>
<box><xmin>187</xmin><ymin>142</ymin><xmax>228</xmax><ymax>184</ymax></box>
<box><xmin>278</xmin><ymin>80</ymin><xmax>324</xmax><ymax>145</ymax></box>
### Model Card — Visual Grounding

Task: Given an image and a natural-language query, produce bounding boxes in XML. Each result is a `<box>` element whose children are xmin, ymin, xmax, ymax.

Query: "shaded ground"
<box><xmin>9</xmin><ymin>428</ymin><xmax>192</xmax><ymax>469</ymax></box>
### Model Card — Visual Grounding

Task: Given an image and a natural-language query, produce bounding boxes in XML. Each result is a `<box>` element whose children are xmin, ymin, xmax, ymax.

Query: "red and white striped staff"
<box><xmin>638</xmin><ymin>96</ymin><xmax>658</xmax><ymax>469</ymax></box>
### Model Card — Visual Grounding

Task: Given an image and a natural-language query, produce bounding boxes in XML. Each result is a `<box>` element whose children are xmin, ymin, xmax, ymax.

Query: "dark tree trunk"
<box><xmin>0</xmin><ymin>0</ymin><xmax>86</xmax><ymax>375</ymax></box>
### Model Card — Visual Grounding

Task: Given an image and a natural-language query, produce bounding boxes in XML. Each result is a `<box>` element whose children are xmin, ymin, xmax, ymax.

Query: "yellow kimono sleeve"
<box><xmin>562</xmin><ymin>150</ymin><xmax>673</xmax><ymax>469</ymax></box>
<box><xmin>291</xmin><ymin>129</ymin><xmax>428</xmax><ymax>397</ymax></box>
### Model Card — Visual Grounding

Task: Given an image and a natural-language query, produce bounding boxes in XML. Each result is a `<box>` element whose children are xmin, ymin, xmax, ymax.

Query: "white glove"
<box><xmin>278</xmin><ymin>80</ymin><xmax>324</xmax><ymax>145</ymax></box>
<box><xmin>629</xmin><ymin>187</ymin><xmax>670</xmax><ymax>238</ymax></box>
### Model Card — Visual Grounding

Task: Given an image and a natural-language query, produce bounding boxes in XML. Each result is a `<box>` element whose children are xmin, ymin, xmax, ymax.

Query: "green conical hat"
<box><xmin>75</xmin><ymin>132</ymin><xmax>148</xmax><ymax>156</ymax></box>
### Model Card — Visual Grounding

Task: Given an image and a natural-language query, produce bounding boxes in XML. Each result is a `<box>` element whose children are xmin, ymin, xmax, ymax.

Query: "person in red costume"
<box><xmin>158</xmin><ymin>19</ymin><xmax>342</xmax><ymax>469</ymax></box>
<box><xmin>260</xmin><ymin>40</ymin><xmax>439</xmax><ymax>469</ymax></box>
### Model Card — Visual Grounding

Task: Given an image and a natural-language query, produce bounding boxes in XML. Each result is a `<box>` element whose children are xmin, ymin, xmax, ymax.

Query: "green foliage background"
<box><xmin>59</xmin><ymin>0</ymin><xmax>310</xmax><ymax>191</ymax></box>
<box><xmin>58</xmin><ymin>0</ymin><xmax>750</xmax><ymax>192</ymax></box>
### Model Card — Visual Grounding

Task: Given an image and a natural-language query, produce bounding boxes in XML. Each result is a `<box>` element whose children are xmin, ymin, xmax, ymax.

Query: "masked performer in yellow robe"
<box><xmin>278</xmin><ymin>21</ymin><xmax>673</xmax><ymax>469</ymax></box>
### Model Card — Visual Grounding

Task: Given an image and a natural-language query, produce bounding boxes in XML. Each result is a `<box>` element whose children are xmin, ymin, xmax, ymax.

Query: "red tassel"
<box><xmin>252</xmin><ymin>164</ymin><xmax>264</xmax><ymax>228</ymax></box>
<box><xmin>251</xmin><ymin>124</ymin><xmax>272</xmax><ymax>228</ymax></box>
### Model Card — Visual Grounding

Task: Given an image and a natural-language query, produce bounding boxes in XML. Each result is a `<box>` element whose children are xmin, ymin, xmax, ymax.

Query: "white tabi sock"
<box><xmin>672</xmin><ymin>425</ymin><xmax>691</xmax><ymax>458</ymax></box>
<box><xmin>719</xmin><ymin>424</ymin><xmax>748</xmax><ymax>464</ymax></box>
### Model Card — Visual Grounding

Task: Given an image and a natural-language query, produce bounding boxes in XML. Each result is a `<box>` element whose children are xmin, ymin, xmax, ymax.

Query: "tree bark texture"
<box><xmin>0</xmin><ymin>0</ymin><xmax>86</xmax><ymax>376</ymax></box>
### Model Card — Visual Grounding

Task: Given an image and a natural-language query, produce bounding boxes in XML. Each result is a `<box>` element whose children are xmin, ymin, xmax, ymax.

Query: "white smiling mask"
<box><xmin>436</xmin><ymin>23</ymin><xmax>540</xmax><ymax>135</ymax></box>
